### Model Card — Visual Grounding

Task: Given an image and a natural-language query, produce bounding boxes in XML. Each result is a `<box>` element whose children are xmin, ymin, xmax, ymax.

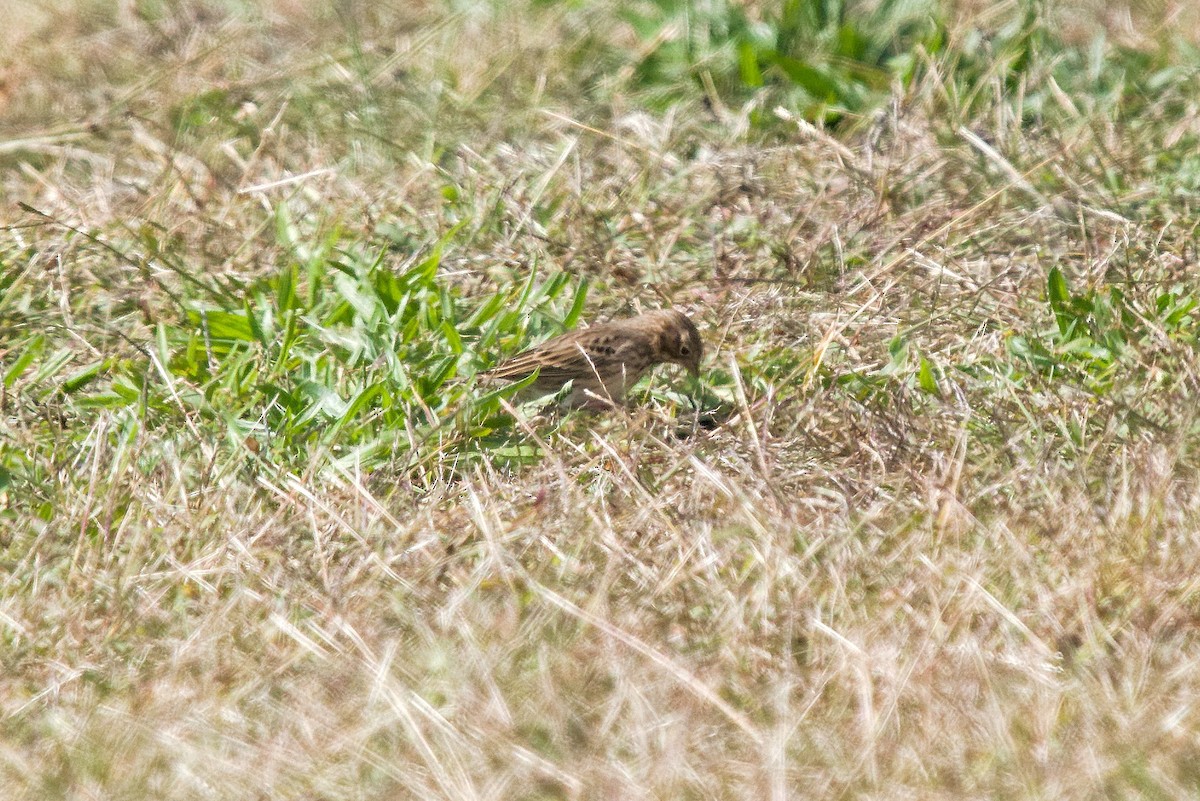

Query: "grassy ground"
<box><xmin>4</xmin><ymin>1</ymin><xmax>1200</xmax><ymax>798</ymax></box>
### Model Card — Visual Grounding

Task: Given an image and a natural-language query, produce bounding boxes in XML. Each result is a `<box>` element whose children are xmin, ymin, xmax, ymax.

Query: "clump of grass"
<box><xmin>623</xmin><ymin>0</ymin><xmax>942</xmax><ymax>126</ymax></box>
<box><xmin>4</xmin><ymin>207</ymin><xmax>604</xmax><ymax>492</ymax></box>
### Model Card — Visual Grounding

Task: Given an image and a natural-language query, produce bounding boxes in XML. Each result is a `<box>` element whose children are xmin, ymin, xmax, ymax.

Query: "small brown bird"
<box><xmin>482</xmin><ymin>308</ymin><xmax>703</xmax><ymax>408</ymax></box>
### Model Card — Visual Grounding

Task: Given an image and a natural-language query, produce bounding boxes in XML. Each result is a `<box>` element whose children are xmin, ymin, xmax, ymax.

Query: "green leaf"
<box><xmin>4</xmin><ymin>335</ymin><xmax>43</xmax><ymax>387</ymax></box>
<box><xmin>474</xmin><ymin>368</ymin><xmax>541</xmax><ymax>406</ymax></box>
<box><xmin>467</xmin><ymin>292</ymin><xmax>506</xmax><ymax>330</ymax></box>
<box><xmin>275</xmin><ymin>203</ymin><xmax>300</xmax><ymax>253</ymax></box>
<box><xmin>327</xmin><ymin>382</ymin><xmax>384</xmax><ymax>438</ymax></box>
<box><xmin>404</xmin><ymin>220</ymin><xmax>467</xmax><ymax>289</ymax></box>
<box><xmin>768</xmin><ymin>54</ymin><xmax>843</xmax><ymax>101</ymax></box>
<box><xmin>194</xmin><ymin>309</ymin><xmax>257</xmax><ymax>342</ymax></box>
<box><xmin>156</xmin><ymin>323</ymin><xmax>171</xmax><ymax>368</ymax></box>
<box><xmin>738</xmin><ymin>40</ymin><xmax>764</xmax><ymax>87</ymax></box>
<box><xmin>1047</xmin><ymin>267</ymin><xmax>1070</xmax><ymax>317</ymax></box>
<box><xmin>562</xmin><ymin>278</ymin><xmax>590</xmax><ymax>329</ymax></box>
<box><xmin>245</xmin><ymin>298</ymin><xmax>268</xmax><ymax>345</ymax></box>
<box><xmin>276</xmin><ymin>263</ymin><xmax>299</xmax><ymax>314</ymax></box>
<box><xmin>917</xmin><ymin>356</ymin><xmax>941</xmax><ymax>397</ymax></box>
<box><xmin>61</xmin><ymin>360</ymin><xmax>107</xmax><ymax>394</ymax></box>
<box><xmin>275</xmin><ymin>312</ymin><xmax>299</xmax><ymax>372</ymax></box>
<box><xmin>880</xmin><ymin>335</ymin><xmax>908</xmax><ymax>375</ymax></box>
<box><xmin>30</xmin><ymin>349</ymin><xmax>74</xmax><ymax>387</ymax></box>
<box><xmin>421</xmin><ymin>355</ymin><xmax>458</xmax><ymax>396</ymax></box>
<box><xmin>441</xmin><ymin>320</ymin><xmax>463</xmax><ymax>355</ymax></box>
<box><xmin>515</xmin><ymin>262</ymin><xmax>541</xmax><ymax>311</ymax></box>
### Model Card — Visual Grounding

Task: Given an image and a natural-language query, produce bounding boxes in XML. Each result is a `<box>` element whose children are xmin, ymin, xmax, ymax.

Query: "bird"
<box><xmin>481</xmin><ymin>308</ymin><xmax>703</xmax><ymax>408</ymax></box>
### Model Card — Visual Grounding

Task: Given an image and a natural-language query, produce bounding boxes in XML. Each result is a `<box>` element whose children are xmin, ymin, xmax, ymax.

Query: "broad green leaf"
<box><xmin>563</xmin><ymin>278</ymin><xmax>590</xmax><ymax>329</ymax></box>
<box><xmin>4</xmin><ymin>335</ymin><xmax>43</xmax><ymax>387</ymax></box>
<box><xmin>738</xmin><ymin>41</ymin><xmax>764</xmax><ymax>87</ymax></box>
<box><xmin>769</xmin><ymin>54</ymin><xmax>844</xmax><ymax>101</ymax></box>
<box><xmin>467</xmin><ymin>292</ymin><xmax>506</xmax><ymax>331</ymax></box>
<box><xmin>917</xmin><ymin>357</ymin><xmax>940</xmax><ymax>396</ymax></box>
<box><xmin>30</xmin><ymin>349</ymin><xmax>74</xmax><ymax>387</ymax></box>
<box><xmin>194</xmin><ymin>309</ymin><xmax>257</xmax><ymax>342</ymax></box>
<box><xmin>61</xmin><ymin>360</ymin><xmax>107</xmax><ymax>394</ymax></box>
<box><xmin>1047</xmin><ymin>266</ymin><xmax>1071</xmax><ymax>335</ymax></box>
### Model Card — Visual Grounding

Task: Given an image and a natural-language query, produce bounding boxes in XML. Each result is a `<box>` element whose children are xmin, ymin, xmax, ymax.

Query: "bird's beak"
<box><xmin>687</xmin><ymin>358</ymin><xmax>700</xmax><ymax>378</ymax></box>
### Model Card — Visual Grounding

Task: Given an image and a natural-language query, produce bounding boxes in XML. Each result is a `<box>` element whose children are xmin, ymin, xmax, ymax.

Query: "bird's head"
<box><xmin>658</xmin><ymin>309</ymin><xmax>703</xmax><ymax>377</ymax></box>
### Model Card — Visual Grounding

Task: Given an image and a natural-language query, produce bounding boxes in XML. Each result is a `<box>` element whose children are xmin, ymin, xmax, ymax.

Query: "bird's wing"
<box><xmin>483</xmin><ymin>329</ymin><xmax>639</xmax><ymax>383</ymax></box>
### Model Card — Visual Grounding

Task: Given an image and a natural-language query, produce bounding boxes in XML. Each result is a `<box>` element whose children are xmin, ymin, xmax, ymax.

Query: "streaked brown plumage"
<box><xmin>482</xmin><ymin>309</ymin><xmax>703</xmax><ymax>408</ymax></box>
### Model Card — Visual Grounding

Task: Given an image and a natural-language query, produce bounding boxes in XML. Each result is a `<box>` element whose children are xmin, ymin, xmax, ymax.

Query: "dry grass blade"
<box><xmin>532</xmin><ymin>582</ymin><xmax>765</xmax><ymax>746</ymax></box>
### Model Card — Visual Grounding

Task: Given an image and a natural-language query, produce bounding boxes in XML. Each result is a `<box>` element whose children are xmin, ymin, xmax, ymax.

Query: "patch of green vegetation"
<box><xmin>623</xmin><ymin>0</ymin><xmax>941</xmax><ymax>124</ymax></box>
<box><xmin>946</xmin><ymin>7</ymin><xmax>1198</xmax><ymax>129</ymax></box>
<box><xmin>1</xmin><ymin>208</ymin><xmax>602</xmax><ymax>496</ymax></box>
<box><xmin>1009</xmin><ymin>266</ymin><xmax>1197</xmax><ymax>398</ymax></box>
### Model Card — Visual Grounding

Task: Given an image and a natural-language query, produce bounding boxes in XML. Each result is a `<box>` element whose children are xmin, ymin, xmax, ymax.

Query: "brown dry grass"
<box><xmin>3</xmin><ymin>1</ymin><xmax>1200</xmax><ymax>799</ymax></box>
